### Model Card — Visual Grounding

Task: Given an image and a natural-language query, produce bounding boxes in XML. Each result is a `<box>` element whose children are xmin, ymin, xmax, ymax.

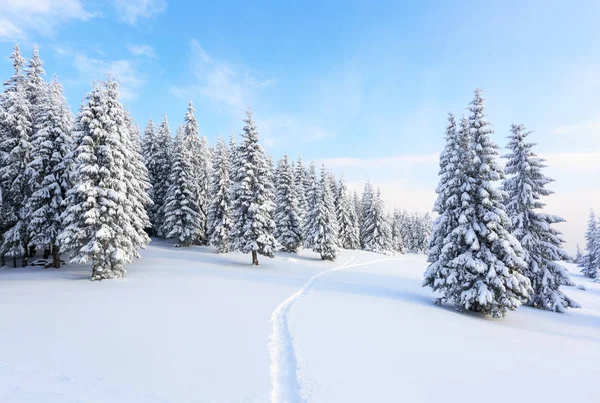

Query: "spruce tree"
<box><xmin>230</xmin><ymin>110</ymin><xmax>277</xmax><ymax>265</ymax></box>
<box><xmin>308</xmin><ymin>166</ymin><xmax>339</xmax><ymax>260</ymax></box>
<box><xmin>26</xmin><ymin>78</ymin><xmax>73</xmax><ymax>268</ymax></box>
<box><xmin>150</xmin><ymin>115</ymin><xmax>173</xmax><ymax>236</ymax></box>
<box><xmin>336</xmin><ymin>177</ymin><xmax>360</xmax><ymax>249</ymax></box>
<box><xmin>302</xmin><ymin>162</ymin><xmax>318</xmax><ymax>249</ymax></box>
<box><xmin>362</xmin><ymin>188</ymin><xmax>393</xmax><ymax>254</ymax></box>
<box><xmin>274</xmin><ymin>154</ymin><xmax>303</xmax><ymax>252</ymax></box>
<box><xmin>424</xmin><ymin>89</ymin><xmax>531</xmax><ymax>318</ymax></box>
<box><xmin>391</xmin><ymin>209</ymin><xmax>405</xmax><ymax>253</ymax></box>
<box><xmin>58</xmin><ymin>80</ymin><xmax>149</xmax><ymax>280</ymax></box>
<box><xmin>207</xmin><ymin>136</ymin><xmax>233</xmax><ymax>253</ymax></box>
<box><xmin>161</xmin><ymin>126</ymin><xmax>202</xmax><ymax>246</ymax></box>
<box><xmin>359</xmin><ymin>182</ymin><xmax>374</xmax><ymax>249</ymax></box>
<box><xmin>504</xmin><ymin>123</ymin><xmax>578</xmax><ymax>312</ymax></box>
<box><xmin>141</xmin><ymin>118</ymin><xmax>157</xmax><ymax>233</ymax></box>
<box><xmin>580</xmin><ymin>210</ymin><xmax>599</xmax><ymax>278</ymax></box>
<box><xmin>294</xmin><ymin>156</ymin><xmax>308</xmax><ymax>219</ymax></box>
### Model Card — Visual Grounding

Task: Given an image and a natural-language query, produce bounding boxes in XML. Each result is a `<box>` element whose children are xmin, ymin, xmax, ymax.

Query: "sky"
<box><xmin>0</xmin><ymin>0</ymin><xmax>599</xmax><ymax>252</ymax></box>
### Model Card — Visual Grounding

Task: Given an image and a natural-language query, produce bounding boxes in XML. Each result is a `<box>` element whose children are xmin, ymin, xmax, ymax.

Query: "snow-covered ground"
<box><xmin>1</xmin><ymin>240</ymin><xmax>599</xmax><ymax>403</ymax></box>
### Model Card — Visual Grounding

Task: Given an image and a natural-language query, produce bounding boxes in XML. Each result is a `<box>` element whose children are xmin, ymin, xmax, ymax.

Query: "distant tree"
<box><xmin>274</xmin><ymin>154</ymin><xmax>303</xmax><ymax>252</ymax></box>
<box><xmin>335</xmin><ymin>177</ymin><xmax>360</xmax><ymax>249</ymax></box>
<box><xmin>580</xmin><ymin>210</ymin><xmax>599</xmax><ymax>279</ymax></box>
<box><xmin>308</xmin><ymin>166</ymin><xmax>339</xmax><ymax>260</ymax></box>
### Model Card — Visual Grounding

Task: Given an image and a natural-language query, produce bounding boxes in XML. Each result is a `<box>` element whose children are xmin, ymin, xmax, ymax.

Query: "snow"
<box><xmin>1</xmin><ymin>241</ymin><xmax>599</xmax><ymax>402</ymax></box>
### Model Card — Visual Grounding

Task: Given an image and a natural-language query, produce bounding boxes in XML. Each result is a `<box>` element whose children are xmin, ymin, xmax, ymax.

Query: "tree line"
<box><xmin>0</xmin><ymin>44</ymin><xmax>431</xmax><ymax>278</ymax></box>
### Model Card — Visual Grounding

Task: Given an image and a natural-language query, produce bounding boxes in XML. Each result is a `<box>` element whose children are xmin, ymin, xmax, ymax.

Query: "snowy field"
<box><xmin>1</xmin><ymin>240</ymin><xmax>599</xmax><ymax>403</ymax></box>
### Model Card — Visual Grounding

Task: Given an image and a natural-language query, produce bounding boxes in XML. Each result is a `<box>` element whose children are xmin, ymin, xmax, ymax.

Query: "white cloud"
<box><xmin>551</xmin><ymin>118</ymin><xmax>600</xmax><ymax>139</ymax></box>
<box><xmin>258</xmin><ymin>115</ymin><xmax>334</xmax><ymax>148</ymax></box>
<box><xmin>112</xmin><ymin>0</ymin><xmax>167</xmax><ymax>25</ymax></box>
<box><xmin>127</xmin><ymin>44</ymin><xmax>157</xmax><ymax>58</ymax></box>
<box><xmin>73</xmin><ymin>54</ymin><xmax>144</xmax><ymax>102</ymax></box>
<box><xmin>0</xmin><ymin>0</ymin><xmax>92</xmax><ymax>40</ymax></box>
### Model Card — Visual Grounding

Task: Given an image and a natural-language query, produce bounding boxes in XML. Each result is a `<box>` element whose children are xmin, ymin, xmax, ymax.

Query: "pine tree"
<box><xmin>308</xmin><ymin>166</ymin><xmax>339</xmax><ymax>260</ymax></box>
<box><xmin>182</xmin><ymin>101</ymin><xmax>208</xmax><ymax>243</ymax></box>
<box><xmin>580</xmin><ymin>210</ymin><xmax>599</xmax><ymax>278</ymax></box>
<box><xmin>150</xmin><ymin>115</ymin><xmax>173</xmax><ymax>236</ymax></box>
<box><xmin>424</xmin><ymin>89</ymin><xmax>531</xmax><ymax>318</ymax></box>
<box><xmin>302</xmin><ymin>162</ymin><xmax>318</xmax><ymax>249</ymax></box>
<box><xmin>207</xmin><ymin>136</ymin><xmax>233</xmax><ymax>253</ymax></box>
<box><xmin>0</xmin><ymin>67</ymin><xmax>33</xmax><ymax>266</ymax></box>
<box><xmin>58</xmin><ymin>80</ymin><xmax>150</xmax><ymax>280</ymax></box>
<box><xmin>574</xmin><ymin>244</ymin><xmax>583</xmax><ymax>265</ymax></box>
<box><xmin>274</xmin><ymin>154</ymin><xmax>303</xmax><ymax>252</ymax></box>
<box><xmin>26</xmin><ymin>78</ymin><xmax>73</xmax><ymax>268</ymax></box>
<box><xmin>24</xmin><ymin>45</ymin><xmax>46</xmax><ymax>132</ymax></box>
<box><xmin>141</xmin><ymin>118</ymin><xmax>157</xmax><ymax>233</ymax></box>
<box><xmin>391</xmin><ymin>209</ymin><xmax>405</xmax><ymax>253</ymax></box>
<box><xmin>161</xmin><ymin>126</ymin><xmax>202</xmax><ymax>246</ymax></box>
<box><xmin>335</xmin><ymin>177</ymin><xmax>360</xmax><ymax>249</ymax></box>
<box><xmin>294</xmin><ymin>156</ymin><xmax>308</xmax><ymax>219</ymax></box>
<box><xmin>362</xmin><ymin>187</ymin><xmax>393</xmax><ymax>254</ymax></box>
<box><xmin>504</xmin><ymin>123</ymin><xmax>578</xmax><ymax>312</ymax></box>
<box><xmin>359</xmin><ymin>181</ymin><xmax>374</xmax><ymax>249</ymax></box>
<box><xmin>230</xmin><ymin>110</ymin><xmax>277</xmax><ymax>265</ymax></box>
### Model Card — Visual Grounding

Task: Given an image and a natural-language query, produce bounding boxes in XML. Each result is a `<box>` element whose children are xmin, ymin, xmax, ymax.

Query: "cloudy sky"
<box><xmin>1</xmin><ymin>0</ymin><xmax>599</xmax><ymax>252</ymax></box>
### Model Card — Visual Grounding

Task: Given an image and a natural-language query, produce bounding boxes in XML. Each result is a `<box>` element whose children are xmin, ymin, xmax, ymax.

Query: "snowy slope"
<box><xmin>1</xmin><ymin>240</ymin><xmax>599</xmax><ymax>403</ymax></box>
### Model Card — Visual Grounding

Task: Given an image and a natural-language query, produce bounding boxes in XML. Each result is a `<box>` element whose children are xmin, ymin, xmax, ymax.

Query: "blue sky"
<box><xmin>1</xmin><ymin>0</ymin><xmax>599</xmax><ymax>250</ymax></box>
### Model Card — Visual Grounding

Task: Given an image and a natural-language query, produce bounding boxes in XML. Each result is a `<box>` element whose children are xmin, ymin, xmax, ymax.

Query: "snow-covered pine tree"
<box><xmin>0</xmin><ymin>53</ymin><xmax>33</xmax><ymax>266</ymax></box>
<box><xmin>308</xmin><ymin>165</ymin><xmax>339</xmax><ymax>260</ymax></box>
<box><xmin>428</xmin><ymin>113</ymin><xmax>458</xmax><ymax>264</ymax></box>
<box><xmin>359</xmin><ymin>181</ymin><xmax>374</xmax><ymax>249</ymax></box>
<box><xmin>274</xmin><ymin>154</ymin><xmax>303</xmax><ymax>252</ymax></box>
<box><xmin>391</xmin><ymin>209</ymin><xmax>405</xmax><ymax>253</ymax></box>
<box><xmin>24</xmin><ymin>45</ymin><xmax>46</xmax><ymax>133</ymax></box>
<box><xmin>120</xmin><ymin>106</ymin><xmax>152</xmax><ymax>247</ymax></box>
<box><xmin>182</xmin><ymin>101</ymin><xmax>208</xmax><ymax>243</ymax></box>
<box><xmin>207</xmin><ymin>136</ymin><xmax>233</xmax><ymax>253</ymax></box>
<box><xmin>198</xmin><ymin>134</ymin><xmax>212</xmax><ymax>243</ymax></box>
<box><xmin>335</xmin><ymin>177</ymin><xmax>360</xmax><ymax>249</ymax></box>
<box><xmin>141</xmin><ymin>118</ymin><xmax>157</xmax><ymax>233</ymax></box>
<box><xmin>302</xmin><ymin>162</ymin><xmax>318</xmax><ymax>249</ymax></box>
<box><xmin>574</xmin><ymin>244</ymin><xmax>583</xmax><ymax>265</ymax></box>
<box><xmin>352</xmin><ymin>190</ymin><xmax>362</xmax><ymax>233</ymax></box>
<box><xmin>161</xmin><ymin>126</ymin><xmax>202</xmax><ymax>246</ymax></box>
<box><xmin>58</xmin><ymin>80</ymin><xmax>149</xmax><ymax>280</ymax></box>
<box><xmin>26</xmin><ymin>77</ymin><xmax>73</xmax><ymax>268</ymax></box>
<box><xmin>424</xmin><ymin>88</ymin><xmax>531</xmax><ymax>318</ymax></box>
<box><xmin>294</xmin><ymin>156</ymin><xmax>308</xmax><ymax>219</ymax></box>
<box><xmin>504</xmin><ymin>123</ymin><xmax>578</xmax><ymax>312</ymax></box>
<box><xmin>580</xmin><ymin>210</ymin><xmax>599</xmax><ymax>278</ymax></box>
<box><xmin>230</xmin><ymin>110</ymin><xmax>277</xmax><ymax>265</ymax></box>
<box><xmin>150</xmin><ymin>115</ymin><xmax>173</xmax><ymax>236</ymax></box>
<box><xmin>362</xmin><ymin>187</ymin><xmax>393</xmax><ymax>254</ymax></box>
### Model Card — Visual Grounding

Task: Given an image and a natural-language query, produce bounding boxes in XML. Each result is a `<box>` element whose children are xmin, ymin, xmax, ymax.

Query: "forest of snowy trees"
<box><xmin>424</xmin><ymin>89</ymin><xmax>583</xmax><ymax>318</ymax></box>
<box><xmin>0</xmin><ymin>45</ymin><xmax>431</xmax><ymax>277</ymax></box>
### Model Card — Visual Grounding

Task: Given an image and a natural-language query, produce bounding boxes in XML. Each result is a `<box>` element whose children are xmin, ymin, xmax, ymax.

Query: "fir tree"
<box><xmin>141</xmin><ymin>118</ymin><xmax>157</xmax><ymax>232</ymax></box>
<box><xmin>391</xmin><ymin>209</ymin><xmax>405</xmax><ymax>253</ymax></box>
<box><xmin>151</xmin><ymin>115</ymin><xmax>173</xmax><ymax>236</ymax></box>
<box><xmin>362</xmin><ymin>187</ymin><xmax>393</xmax><ymax>254</ymax></box>
<box><xmin>359</xmin><ymin>181</ymin><xmax>374</xmax><ymax>249</ymax></box>
<box><xmin>308</xmin><ymin>166</ymin><xmax>339</xmax><ymax>260</ymax></box>
<box><xmin>230</xmin><ymin>110</ymin><xmax>277</xmax><ymax>265</ymax></box>
<box><xmin>580</xmin><ymin>210</ymin><xmax>599</xmax><ymax>279</ymax></box>
<box><xmin>59</xmin><ymin>80</ymin><xmax>150</xmax><ymax>280</ymax></box>
<box><xmin>294</xmin><ymin>156</ymin><xmax>308</xmax><ymax>219</ymax></box>
<box><xmin>26</xmin><ymin>78</ymin><xmax>73</xmax><ymax>268</ymax></box>
<box><xmin>336</xmin><ymin>177</ymin><xmax>360</xmax><ymax>249</ymax></box>
<box><xmin>274</xmin><ymin>154</ymin><xmax>303</xmax><ymax>252</ymax></box>
<box><xmin>504</xmin><ymin>123</ymin><xmax>578</xmax><ymax>312</ymax></box>
<box><xmin>161</xmin><ymin>126</ymin><xmax>202</xmax><ymax>246</ymax></box>
<box><xmin>303</xmin><ymin>162</ymin><xmax>318</xmax><ymax>249</ymax></box>
<box><xmin>207</xmin><ymin>136</ymin><xmax>233</xmax><ymax>253</ymax></box>
<box><xmin>424</xmin><ymin>89</ymin><xmax>531</xmax><ymax>318</ymax></box>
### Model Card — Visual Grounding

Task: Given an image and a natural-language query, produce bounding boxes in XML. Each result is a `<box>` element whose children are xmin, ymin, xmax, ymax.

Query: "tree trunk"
<box><xmin>43</xmin><ymin>247</ymin><xmax>50</xmax><ymax>259</ymax></box>
<box><xmin>13</xmin><ymin>255</ymin><xmax>16</xmax><ymax>268</ymax></box>
<box><xmin>29</xmin><ymin>244</ymin><xmax>36</xmax><ymax>258</ymax></box>
<box><xmin>52</xmin><ymin>244</ymin><xmax>60</xmax><ymax>269</ymax></box>
<box><xmin>252</xmin><ymin>250</ymin><xmax>259</xmax><ymax>266</ymax></box>
<box><xmin>1</xmin><ymin>254</ymin><xmax>5</xmax><ymax>267</ymax></box>
<box><xmin>22</xmin><ymin>254</ymin><xmax>27</xmax><ymax>267</ymax></box>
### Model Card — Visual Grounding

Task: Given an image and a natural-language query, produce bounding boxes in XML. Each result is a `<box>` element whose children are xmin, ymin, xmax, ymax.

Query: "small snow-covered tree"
<box><xmin>336</xmin><ymin>177</ymin><xmax>360</xmax><ymax>249</ymax></box>
<box><xmin>150</xmin><ymin>115</ymin><xmax>173</xmax><ymax>236</ymax></box>
<box><xmin>26</xmin><ymin>78</ymin><xmax>73</xmax><ymax>268</ymax></box>
<box><xmin>59</xmin><ymin>80</ymin><xmax>150</xmax><ymax>280</ymax></box>
<box><xmin>141</xmin><ymin>118</ymin><xmax>157</xmax><ymax>232</ymax></box>
<box><xmin>274</xmin><ymin>154</ymin><xmax>303</xmax><ymax>252</ymax></box>
<box><xmin>294</xmin><ymin>156</ymin><xmax>308</xmax><ymax>218</ymax></box>
<box><xmin>207</xmin><ymin>136</ymin><xmax>233</xmax><ymax>253</ymax></box>
<box><xmin>161</xmin><ymin>126</ymin><xmax>202</xmax><ymax>246</ymax></box>
<box><xmin>230</xmin><ymin>110</ymin><xmax>277</xmax><ymax>265</ymax></box>
<box><xmin>424</xmin><ymin>89</ymin><xmax>531</xmax><ymax>318</ymax></box>
<box><xmin>580</xmin><ymin>210</ymin><xmax>599</xmax><ymax>279</ymax></box>
<box><xmin>504</xmin><ymin>123</ymin><xmax>578</xmax><ymax>312</ymax></box>
<box><xmin>574</xmin><ymin>244</ymin><xmax>583</xmax><ymax>265</ymax></box>
<box><xmin>307</xmin><ymin>166</ymin><xmax>339</xmax><ymax>261</ymax></box>
<box><xmin>362</xmin><ymin>187</ymin><xmax>393</xmax><ymax>254</ymax></box>
<box><xmin>391</xmin><ymin>209</ymin><xmax>405</xmax><ymax>253</ymax></box>
<box><xmin>359</xmin><ymin>181</ymin><xmax>374</xmax><ymax>249</ymax></box>
<box><xmin>302</xmin><ymin>162</ymin><xmax>318</xmax><ymax>249</ymax></box>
